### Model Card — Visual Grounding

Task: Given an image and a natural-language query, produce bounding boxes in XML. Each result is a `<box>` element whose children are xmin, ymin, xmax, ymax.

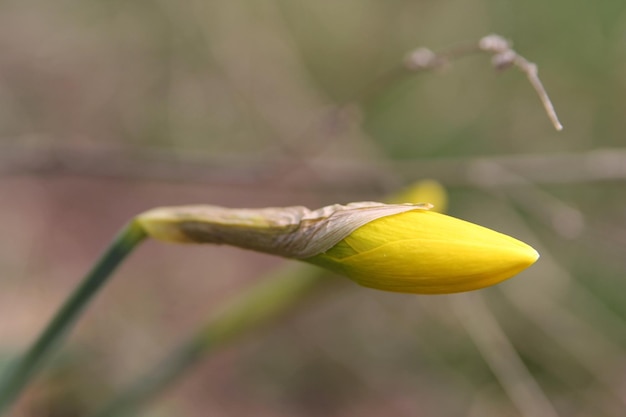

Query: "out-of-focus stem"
<box><xmin>0</xmin><ymin>221</ymin><xmax>147</xmax><ymax>416</ymax></box>
<box><xmin>452</xmin><ymin>293</ymin><xmax>560</xmax><ymax>417</ymax></box>
<box><xmin>89</xmin><ymin>264</ymin><xmax>331</xmax><ymax>417</ymax></box>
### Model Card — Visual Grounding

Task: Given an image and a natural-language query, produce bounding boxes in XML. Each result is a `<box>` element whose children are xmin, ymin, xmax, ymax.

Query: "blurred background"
<box><xmin>2</xmin><ymin>0</ymin><xmax>626</xmax><ymax>416</ymax></box>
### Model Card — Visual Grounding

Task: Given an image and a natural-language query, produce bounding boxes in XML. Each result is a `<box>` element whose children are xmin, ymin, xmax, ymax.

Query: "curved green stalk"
<box><xmin>0</xmin><ymin>221</ymin><xmax>147</xmax><ymax>415</ymax></box>
<box><xmin>90</xmin><ymin>264</ymin><xmax>331</xmax><ymax>417</ymax></box>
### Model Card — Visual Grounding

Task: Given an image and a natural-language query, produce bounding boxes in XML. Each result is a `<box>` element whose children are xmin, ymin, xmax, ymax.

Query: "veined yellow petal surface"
<box><xmin>306</xmin><ymin>210</ymin><xmax>539</xmax><ymax>294</ymax></box>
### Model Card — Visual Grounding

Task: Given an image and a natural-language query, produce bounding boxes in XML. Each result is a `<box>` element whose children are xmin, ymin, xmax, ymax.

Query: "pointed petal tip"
<box><xmin>506</xmin><ymin>243</ymin><xmax>539</xmax><ymax>278</ymax></box>
<box><xmin>528</xmin><ymin>246</ymin><xmax>540</xmax><ymax>264</ymax></box>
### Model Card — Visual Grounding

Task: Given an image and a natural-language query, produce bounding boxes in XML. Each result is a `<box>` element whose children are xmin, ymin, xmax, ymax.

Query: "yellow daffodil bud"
<box><xmin>136</xmin><ymin>202</ymin><xmax>538</xmax><ymax>295</ymax></box>
<box><xmin>305</xmin><ymin>209</ymin><xmax>538</xmax><ymax>294</ymax></box>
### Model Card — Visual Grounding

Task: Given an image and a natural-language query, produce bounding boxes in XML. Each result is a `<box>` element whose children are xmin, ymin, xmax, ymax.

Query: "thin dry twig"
<box><xmin>479</xmin><ymin>34</ymin><xmax>563</xmax><ymax>131</ymax></box>
<box><xmin>404</xmin><ymin>34</ymin><xmax>563</xmax><ymax>131</ymax></box>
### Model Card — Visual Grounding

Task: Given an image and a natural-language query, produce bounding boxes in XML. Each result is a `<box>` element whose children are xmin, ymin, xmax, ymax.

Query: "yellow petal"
<box><xmin>388</xmin><ymin>179</ymin><xmax>448</xmax><ymax>213</ymax></box>
<box><xmin>306</xmin><ymin>210</ymin><xmax>538</xmax><ymax>294</ymax></box>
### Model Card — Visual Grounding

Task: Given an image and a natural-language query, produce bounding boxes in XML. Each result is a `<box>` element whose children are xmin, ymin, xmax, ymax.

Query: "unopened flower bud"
<box><xmin>306</xmin><ymin>209</ymin><xmax>538</xmax><ymax>294</ymax></box>
<box><xmin>136</xmin><ymin>202</ymin><xmax>538</xmax><ymax>294</ymax></box>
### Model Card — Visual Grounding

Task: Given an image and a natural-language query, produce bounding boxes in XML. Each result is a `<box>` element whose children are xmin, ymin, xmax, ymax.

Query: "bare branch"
<box><xmin>479</xmin><ymin>34</ymin><xmax>563</xmax><ymax>131</ymax></box>
<box><xmin>3</xmin><ymin>144</ymin><xmax>626</xmax><ymax>190</ymax></box>
<box><xmin>404</xmin><ymin>34</ymin><xmax>563</xmax><ymax>131</ymax></box>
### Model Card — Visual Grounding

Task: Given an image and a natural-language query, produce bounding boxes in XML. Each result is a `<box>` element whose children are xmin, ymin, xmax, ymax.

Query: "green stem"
<box><xmin>0</xmin><ymin>220</ymin><xmax>147</xmax><ymax>415</ymax></box>
<box><xmin>90</xmin><ymin>264</ymin><xmax>331</xmax><ymax>417</ymax></box>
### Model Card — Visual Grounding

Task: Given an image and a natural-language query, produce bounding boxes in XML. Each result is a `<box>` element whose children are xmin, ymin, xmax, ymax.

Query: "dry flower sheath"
<box><xmin>136</xmin><ymin>202</ymin><xmax>538</xmax><ymax>294</ymax></box>
<box><xmin>136</xmin><ymin>202</ymin><xmax>426</xmax><ymax>258</ymax></box>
